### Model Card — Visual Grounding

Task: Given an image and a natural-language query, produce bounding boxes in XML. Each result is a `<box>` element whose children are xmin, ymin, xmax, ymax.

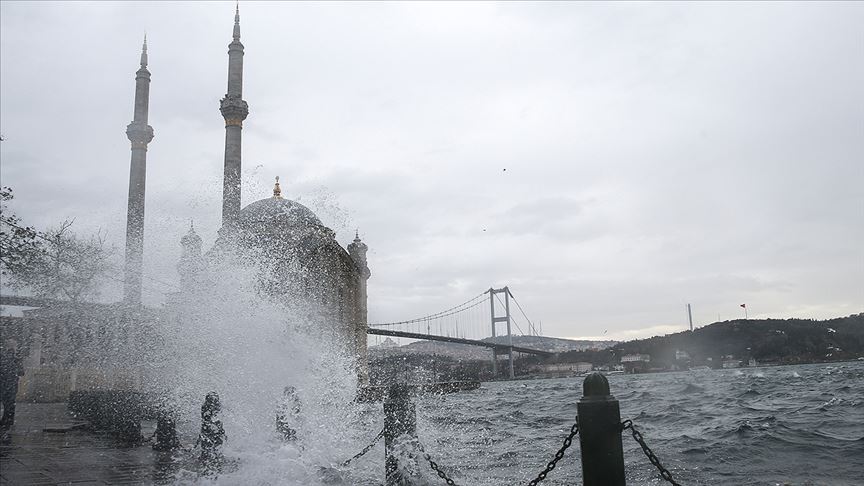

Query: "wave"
<box><xmin>682</xmin><ymin>447</ymin><xmax>709</xmax><ymax>454</ymax></box>
<box><xmin>413</xmin><ymin>361</ymin><xmax>864</xmax><ymax>485</ymax></box>
<box><xmin>680</xmin><ymin>383</ymin><xmax>704</xmax><ymax>394</ymax></box>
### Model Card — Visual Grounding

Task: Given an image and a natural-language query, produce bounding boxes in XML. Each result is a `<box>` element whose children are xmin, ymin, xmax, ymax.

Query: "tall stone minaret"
<box><xmin>123</xmin><ymin>36</ymin><xmax>154</xmax><ymax>305</ymax></box>
<box><xmin>177</xmin><ymin>222</ymin><xmax>205</xmax><ymax>292</ymax></box>
<box><xmin>220</xmin><ymin>3</ymin><xmax>249</xmax><ymax>226</ymax></box>
<box><xmin>348</xmin><ymin>232</ymin><xmax>371</xmax><ymax>383</ymax></box>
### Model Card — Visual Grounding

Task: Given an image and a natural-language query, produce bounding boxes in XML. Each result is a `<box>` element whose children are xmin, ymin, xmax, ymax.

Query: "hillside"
<box><xmin>553</xmin><ymin>314</ymin><xmax>864</xmax><ymax>367</ymax></box>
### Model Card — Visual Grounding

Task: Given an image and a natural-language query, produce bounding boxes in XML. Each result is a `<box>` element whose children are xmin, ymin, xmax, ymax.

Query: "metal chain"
<box><xmin>527</xmin><ymin>421</ymin><xmax>580</xmax><ymax>486</ymax></box>
<box><xmin>341</xmin><ymin>428</ymin><xmax>385</xmax><ymax>467</ymax></box>
<box><xmin>416</xmin><ymin>441</ymin><xmax>458</xmax><ymax>486</ymax></box>
<box><xmin>621</xmin><ymin>420</ymin><xmax>681</xmax><ymax>486</ymax></box>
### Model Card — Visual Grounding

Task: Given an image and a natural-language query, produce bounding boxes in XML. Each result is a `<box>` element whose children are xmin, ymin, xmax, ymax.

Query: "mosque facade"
<box><xmin>162</xmin><ymin>6</ymin><xmax>371</xmax><ymax>380</ymax></box>
<box><xmin>4</xmin><ymin>6</ymin><xmax>371</xmax><ymax>402</ymax></box>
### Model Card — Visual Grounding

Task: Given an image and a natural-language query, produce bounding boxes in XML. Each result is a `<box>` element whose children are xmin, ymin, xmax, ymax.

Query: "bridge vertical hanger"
<box><xmin>488</xmin><ymin>287</ymin><xmax>515</xmax><ymax>379</ymax></box>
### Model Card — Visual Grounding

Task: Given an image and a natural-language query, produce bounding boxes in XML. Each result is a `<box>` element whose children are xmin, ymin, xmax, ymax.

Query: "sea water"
<box><xmin>185</xmin><ymin>361</ymin><xmax>864</xmax><ymax>485</ymax></box>
<box><xmin>400</xmin><ymin>361</ymin><xmax>864</xmax><ymax>486</ymax></box>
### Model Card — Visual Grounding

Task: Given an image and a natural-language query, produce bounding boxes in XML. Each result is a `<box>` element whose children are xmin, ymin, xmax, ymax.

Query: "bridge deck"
<box><xmin>367</xmin><ymin>328</ymin><xmax>552</xmax><ymax>356</ymax></box>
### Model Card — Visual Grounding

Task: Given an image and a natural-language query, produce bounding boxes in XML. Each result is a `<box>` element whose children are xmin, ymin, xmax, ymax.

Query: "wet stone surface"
<box><xmin>0</xmin><ymin>403</ymin><xmax>185</xmax><ymax>485</ymax></box>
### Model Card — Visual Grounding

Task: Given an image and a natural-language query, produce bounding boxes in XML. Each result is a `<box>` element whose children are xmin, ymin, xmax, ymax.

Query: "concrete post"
<box><xmin>383</xmin><ymin>384</ymin><xmax>418</xmax><ymax>485</ymax></box>
<box><xmin>577</xmin><ymin>372</ymin><xmax>626</xmax><ymax>486</ymax></box>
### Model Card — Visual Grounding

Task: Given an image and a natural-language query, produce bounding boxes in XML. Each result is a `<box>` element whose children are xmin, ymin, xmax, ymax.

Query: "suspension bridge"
<box><xmin>367</xmin><ymin>287</ymin><xmax>552</xmax><ymax>379</ymax></box>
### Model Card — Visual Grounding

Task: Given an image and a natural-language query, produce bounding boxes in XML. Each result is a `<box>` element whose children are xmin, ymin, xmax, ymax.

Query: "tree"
<box><xmin>0</xmin><ymin>186</ymin><xmax>41</xmax><ymax>276</ymax></box>
<box><xmin>16</xmin><ymin>220</ymin><xmax>116</xmax><ymax>302</ymax></box>
<box><xmin>1</xmin><ymin>187</ymin><xmax>116</xmax><ymax>302</ymax></box>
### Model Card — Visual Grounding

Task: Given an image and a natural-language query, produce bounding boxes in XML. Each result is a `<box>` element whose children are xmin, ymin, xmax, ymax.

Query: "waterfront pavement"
<box><xmin>0</xmin><ymin>403</ymin><xmax>181</xmax><ymax>485</ymax></box>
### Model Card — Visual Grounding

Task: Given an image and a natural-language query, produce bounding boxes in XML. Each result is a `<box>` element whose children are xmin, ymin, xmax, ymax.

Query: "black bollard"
<box><xmin>153</xmin><ymin>412</ymin><xmax>181</xmax><ymax>451</ymax></box>
<box><xmin>577</xmin><ymin>372</ymin><xmax>626</xmax><ymax>486</ymax></box>
<box><xmin>276</xmin><ymin>386</ymin><xmax>301</xmax><ymax>442</ymax></box>
<box><xmin>197</xmin><ymin>392</ymin><xmax>226</xmax><ymax>474</ymax></box>
<box><xmin>383</xmin><ymin>383</ymin><xmax>418</xmax><ymax>485</ymax></box>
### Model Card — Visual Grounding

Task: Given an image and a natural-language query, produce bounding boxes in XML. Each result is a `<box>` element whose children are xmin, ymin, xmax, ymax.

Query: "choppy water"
<box><xmin>393</xmin><ymin>361</ymin><xmax>864</xmax><ymax>486</ymax></box>
<box><xmin>198</xmin><ymin>361</ymin><xmax>864</xmax><ymax>485</ymax></box>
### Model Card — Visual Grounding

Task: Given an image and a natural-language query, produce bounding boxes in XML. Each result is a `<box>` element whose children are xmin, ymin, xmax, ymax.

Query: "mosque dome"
<box><xmin>234</xmin><ymin>176</ymin><xmax>324</xmax><ymax>233</ymax></box>
<box><xmin>237</xmin><ymin>196</ymin><xmax>322</xmax><ymax>229</ymax></box>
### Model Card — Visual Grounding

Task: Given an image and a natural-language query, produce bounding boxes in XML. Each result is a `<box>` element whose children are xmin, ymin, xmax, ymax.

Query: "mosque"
<box><xmin>3</xmin><ymin>6</ymin><xmax>371</xmax><ymax>401</ymax></box>
<box><xmin>124</xmin><ymin>6</ymin><xmax>371</xmax><ymax>380</ymax></box>
<box><xmin>124</xmin><ymin>6</ymin><xmax>371</xmax><ymax>381</ymax></box>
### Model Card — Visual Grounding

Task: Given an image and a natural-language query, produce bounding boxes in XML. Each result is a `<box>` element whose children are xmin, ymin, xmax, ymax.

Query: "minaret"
<box><xmin>177</xmin><ymin>221</ymin><xmax>205</xmax><ymax>291</ymax></box>
<box><xmin>348</xmin><ymin>231</ymin><xmax>371</xmax><ymax>383</ymax></box>
<box><xmin>220</xmin><ymin>2</ymin><xmax>249</xmax><ymax>226</ymax></box>
<box><xmin>123</xmin><ymin>36</ymin><xmax>154</xmax><ymax>305</ymax></box>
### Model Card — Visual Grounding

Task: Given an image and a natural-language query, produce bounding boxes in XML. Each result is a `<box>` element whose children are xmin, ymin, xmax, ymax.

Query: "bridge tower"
<box><xmin>489</xmin><ymin>287</ymin><xmax>515</xmax><ymax>379</ymax></box>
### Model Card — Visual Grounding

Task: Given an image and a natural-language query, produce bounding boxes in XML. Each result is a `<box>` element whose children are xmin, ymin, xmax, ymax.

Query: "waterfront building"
<box><xmin>140</xmin><ymin>5</ymin><xmax>368</xmax><ymax>381</ymax></box>
<box><xmin>531</xmin><ymin>362</ymin><xmax>593</xmax><ymax>377</ymax></box>
<box><xmin>4</xmin><ymin>6</ymin><xmax>371</xmax><ymax>400</ymax></box>
<box><xmin>620</xmin><ymin>353</ymin><xmax>651</xmax><ymax>373</ymax></box>
<box><xmin>620</xmin><ymin>354</ymin><xmax>651</xmax><ymax>363</ymax></box>
<box><xmin>722</xmin><ymin>358</ymin><xmax>742</xmax><ymax>369</ymax></box>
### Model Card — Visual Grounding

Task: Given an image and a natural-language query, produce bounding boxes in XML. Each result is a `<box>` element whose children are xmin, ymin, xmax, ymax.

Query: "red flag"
<box><xmin>740</xmin><ymin>304</ymin><xmax>746</xmax><ymax>308</ymax></box>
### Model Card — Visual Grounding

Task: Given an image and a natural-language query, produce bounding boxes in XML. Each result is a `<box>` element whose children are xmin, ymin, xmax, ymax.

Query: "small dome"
<box><xmin>181</xmin><ymin>224</ymin><xmax>202</xmax><ymax>247</ymax></box>
<box><xmin>237</xmin><ymin>197</ymin><xmax>323</xmax><ymax>229</ymax></box>
<box><xmin>348</xmin><ymin>231</ymin><xmax>368</xmax><ymax>252</ymax></box>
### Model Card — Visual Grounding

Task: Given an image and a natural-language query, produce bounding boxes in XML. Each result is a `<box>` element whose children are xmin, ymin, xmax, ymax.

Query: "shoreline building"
<box><xmin>620</xmin><ymin>353</ymin><xmax>651</xmax><ymax>373</ymax></box>
<box><xmin>163</xmin><ymin>5</ymin><xmax>371</xmax><ymax>379</ymax></box>
<box><xmin>8</xmin><ymin>5</ymin><xmax>371</xmax><ymax>400</ymax></box>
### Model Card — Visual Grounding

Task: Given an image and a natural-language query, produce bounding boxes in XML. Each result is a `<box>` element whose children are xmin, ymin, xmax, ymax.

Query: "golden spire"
<box><xmin>273</xmin><ymin>176</ymin><xmax>282</xmax><ymax>199</ymax></box>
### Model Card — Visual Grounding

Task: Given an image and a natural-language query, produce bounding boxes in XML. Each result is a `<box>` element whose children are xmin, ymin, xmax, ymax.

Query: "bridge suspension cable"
<box><xmin>508</xmin><ymin>290</ymin><xmax>539</xmax><ymax>336</ymax></box>
<box><xmin>369</xmin><ymin>290</ymin><xmax>489</xmax><ymax>328</ymax></box>
<box><xmin>368</xmin><ymin>287</ymin><xmax>542</xmax><ymax>343</ymax></box>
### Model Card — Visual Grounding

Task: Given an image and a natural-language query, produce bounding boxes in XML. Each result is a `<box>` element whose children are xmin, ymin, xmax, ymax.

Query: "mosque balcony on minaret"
<box><xmin>126</xmin><ymin>121</ymin><xmax>154</xmax><ymax>148</ymax></box>
<box><xmin>229</xmin><ymin>37</ymin><xmax>244</xmax><ymax>52</ymax></box>
<box><xmin>135</xmin><ymin>65</ymin><xmax>151</xmax><ymax>81</ymax></box>
<box><xmin>220</xmin><ymin>95</ymin><xmax>248</xmax><ymax>127</ymax></box>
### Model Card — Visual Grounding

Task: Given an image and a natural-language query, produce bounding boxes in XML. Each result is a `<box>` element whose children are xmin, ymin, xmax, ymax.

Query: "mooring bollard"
<box><xmin>197</xmin><ymin>392</ymin><xmax>225</xmax><ymax>474</ymax></box>
<box><xmin>153</xmin><ymin>412</ymin><xmax>181</xmax><ymax>451</ymax></box>
<box><xmin>383</xmin><ymin>383</ymin><xmax>418</xmax><ymax>485</ymax></box>
<box><xmin>577</xmin><ymin>372</ymin><xmax>626</xmax><ymax>486</ymax></box>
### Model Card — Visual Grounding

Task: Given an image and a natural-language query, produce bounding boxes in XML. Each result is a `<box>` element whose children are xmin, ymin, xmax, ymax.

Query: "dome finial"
<box><xmin>273</xmin><ymin>176</ymin><xmax>282</xmax><ymax>199</ymax></box>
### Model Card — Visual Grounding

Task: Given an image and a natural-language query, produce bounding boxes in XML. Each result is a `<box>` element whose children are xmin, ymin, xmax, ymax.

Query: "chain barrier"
<box><xmin>341</xmin><ymin>428</ymin><xmax>385</xmax><ymax>467</ymax></box>
<box><xmin>526</xmin><ymin>420</ymin><xmax>579</xmax><ymax>486</ymax></box>
<box><xmin>417</xmin><ymin>441</ymin><xmax>459</xmax><ymax>486</ymax></box>
<box><xmin>343</xmin><ymin>418</ymin><xmax>678</xmax><ymax>485</ymax></box>
<box><xmin>621</xmin><ymin>420</ymin><xmax>681</xmax><ymax>486</ymax></box>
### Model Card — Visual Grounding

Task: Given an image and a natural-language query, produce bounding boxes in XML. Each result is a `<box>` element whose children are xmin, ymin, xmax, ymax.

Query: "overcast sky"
<box><xmin>1</xmin><ymin>1</ymin><xmax>862</xmax><ymax>340</ymax></box>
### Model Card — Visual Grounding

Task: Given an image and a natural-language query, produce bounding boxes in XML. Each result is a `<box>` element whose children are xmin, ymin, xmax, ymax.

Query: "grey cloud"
<box><xmin>2</xmin><ymin>1</ymin><xmax>862</xmax><ymax>338</ymax></box>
